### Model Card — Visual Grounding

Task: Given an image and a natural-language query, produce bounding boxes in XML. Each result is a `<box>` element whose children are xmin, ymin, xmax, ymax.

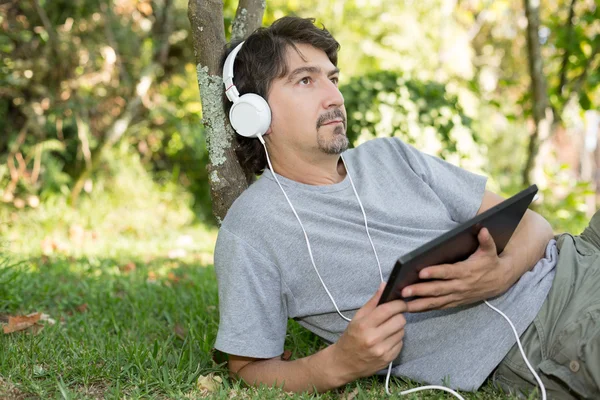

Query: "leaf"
<box><xmin>340</xmin><ymin>387</ymin><xmax>360</xmax><ymax>400</ymax></box>
<box><xmin>281</xmin><ymin>350</ymin><xmax>292</xmax><ymax>361</ymax></box>
<box><xmin>167</xmin><ymin>272</ymin><xmax>180</xmax><ymax>284</ymax></box>
<box><xmin>3</xmin><ymin>312</ymin><xmax>41</xmax><ymax>334</ymax></box>
<box><xmin>40</xmin><ymin>313</ymin><xmax>56</xmax><ymax>325</ymax></box>
<box><xmin>197</xmin><ymin>373</ymin><xmax>223</xmax><ymax>394</ymax></box>
<box><xmin>76</xmin><ymin>304</ymin><xmax>88</xmax><ymax>313</ymax></box>
<box><xmin>2</xmin><ymin>312</ymin><xmax>55</xmax><ymax>335</ymax></box>
<box><xmin>119</xmin><ymin>262</ymin><xmax>136</xmax><ymax>274</ymax></box>
<box><xmin>147</xmin><ymin>271</ymin><xmax>157</xmax><ymax>283</ymax></box>
<box><xmin>174</xmin><ymin>323</ymin><xmax>186</xmax><ymax>340</ymax></box>
<box><xmin>28</xmin><ymin>323</ymin><xmax>45</xmax><ymax>335</ymax></box>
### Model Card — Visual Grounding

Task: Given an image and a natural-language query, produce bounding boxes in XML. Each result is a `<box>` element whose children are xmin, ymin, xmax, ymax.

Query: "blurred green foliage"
<box><xmin>0</xmin><ymin>0</ymin><xmax>213</xmax><ymax>226</ymax></box>
<box><xmin>535</xmin><ymin>169</ymin><xmax>595</xmax><ymax>235</ymax></box>
<box><xmin>1</xmin><ymin>0</ymin><xmax>599</xmax><ymax>250</ymax></box>
<box><xmin>341</xmin><ymin>70</ymin><xmax>477</xmax><ymax>161</ymax></box>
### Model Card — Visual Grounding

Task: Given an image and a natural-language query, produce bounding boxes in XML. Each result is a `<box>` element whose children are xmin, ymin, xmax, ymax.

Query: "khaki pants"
<box><xmin>492</xmin><ymin>212</ymin><xmax>600</xmax><ymax>399</ymax></box>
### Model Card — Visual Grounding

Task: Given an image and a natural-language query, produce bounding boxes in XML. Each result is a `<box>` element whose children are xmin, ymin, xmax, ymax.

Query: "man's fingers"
<box><xmin>402</xmin><ymin>279</ymin><xmax>461</xmax><ymax>299</ymax></box>
<box><xmin>418</xmin><ymin>228</ymin><xmax>497</xmax><ymax>282</ymax></box>
<box><xmin>382</xmin><ymin>326</ymin><xmax>405</xmax><ymax>350</ymax></box>
<box><xmin>355</xmin><ymin>282</ymin><xmax>386</xmax><ymax>318</ymax></box>
<box><xmin>381</xmin><ymin>329</ymin><xmax>405</xmax><ymax>362</ymax></box>
<box><xmin>477</xmin><ymin>227</ymin><xmax>497</xmax><ymax>254</ymax></box>
<box><xmin>377</xmin><ymin>313</ymin><xmax>406</xmax><ymax>342</ymax></box>
<box><xmin>387</xmin><ymin>338</ymin><xmax>404</xmax><ymax>362</ymax></box>
<box><xmin>406</xmin><ymin>294</ymin><xmax>459</xmax><ymax>313</ymax></box>
<box><xmin>419</xmin><ymin>263</ymin><xmax>459</xmax><ymax>280</ymax></box>
<box><xmin>369</xmin><ymin>298</ymin><xmax>407</xmax><ymax>324</ymax></box>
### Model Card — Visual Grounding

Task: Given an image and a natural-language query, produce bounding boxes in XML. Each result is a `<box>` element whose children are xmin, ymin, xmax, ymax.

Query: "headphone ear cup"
<box><xmin>229</xmin><ymin>93</ymin><xmax>272</xmax><ymax>138</ymax></box>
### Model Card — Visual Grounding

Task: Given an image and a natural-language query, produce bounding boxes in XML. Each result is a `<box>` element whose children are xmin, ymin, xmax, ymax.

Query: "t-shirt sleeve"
<box><xmin>391</xmin><ymin>138</ymin><xmax>487</xmax><ymax>222</ymax></box>
<box><xmin>213</xmin><ymin>226</ymin><xmax>288</xmax><ymax>359</ymax></box>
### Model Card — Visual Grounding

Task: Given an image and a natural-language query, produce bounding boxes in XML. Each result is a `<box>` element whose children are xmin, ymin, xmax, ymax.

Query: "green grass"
<box><xmin>0</xmin><ymin>246</ymin><xmax>536</xmax><ymax>399</ymax></box>
<box><xmin>0</xmin><ymin>252</ymin><xmax>218</xmax><ymax>399</ymax></box>
<box><xmin>0</xmin><ymin>152</ymin><xmax>535</xmax><ymax>399</ymax></box>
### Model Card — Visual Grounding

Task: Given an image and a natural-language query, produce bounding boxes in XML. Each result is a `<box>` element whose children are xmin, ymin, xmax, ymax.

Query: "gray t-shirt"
<box><xmin>214</xmin><ymin>137</ymin><xmax>557</xmax><ymax>391</ymax></box>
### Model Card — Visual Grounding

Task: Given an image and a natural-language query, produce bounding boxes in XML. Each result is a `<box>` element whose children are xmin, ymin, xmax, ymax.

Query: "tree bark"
<box><xmin>557</xmin><ymin>0</ymin><xmax>577</xmax><ymax>98</ymax></box>
<box><xmin>231</xmin><ymin>0</ymin><xmax>266</xmax><ymax>43</ymax></box>
<box><xmin>522</xmin><ymin>0</ymin><xmax>554</xmax><ymax>187</ymax></box>
<box><xmin>188</xmin><ymin>0</ymin><xmax>265</xmax><ymax>225</ymax></box>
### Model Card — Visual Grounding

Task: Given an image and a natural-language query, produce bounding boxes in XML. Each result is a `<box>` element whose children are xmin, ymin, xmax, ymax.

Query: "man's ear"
<box><xmin>265</xmin><ymin>126</ymin><xmax>273</xmax><ymax>135</ymax></box>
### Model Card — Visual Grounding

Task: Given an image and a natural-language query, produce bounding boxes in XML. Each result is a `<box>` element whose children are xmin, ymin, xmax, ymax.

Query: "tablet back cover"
<box><xmin>379</xmin><ymin>185</ymin><xmax>538</xmax><ymax>305</ymax></box>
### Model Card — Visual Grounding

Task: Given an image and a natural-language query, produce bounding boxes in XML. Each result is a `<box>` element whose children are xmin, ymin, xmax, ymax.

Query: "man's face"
<box><xmin>266</xmin><ymin>43</ymin><xmax>348</xmax><ymax>155</ymax></box>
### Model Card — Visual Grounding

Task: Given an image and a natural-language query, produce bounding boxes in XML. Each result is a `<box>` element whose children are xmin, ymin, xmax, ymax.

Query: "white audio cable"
<box><xmin>484</xmin><ymin>301</ymin><xmax>546</xmax><ymax>400</ymax></box>
<box><xmin>257</xmin><ymin>135</ymin><xmax>546</xmax><ymax>400</ymax></box>
<box><xmin>258</xmin><ymin>135</ymin><xmax>383</xmax><ymax>322</ymax></box>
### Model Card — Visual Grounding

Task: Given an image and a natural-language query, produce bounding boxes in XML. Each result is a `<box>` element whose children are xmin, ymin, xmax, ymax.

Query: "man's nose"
<box><xmin>322</xmin><ymin>79</ymin><xmax>344</xmax><ymax>109</ymax></box>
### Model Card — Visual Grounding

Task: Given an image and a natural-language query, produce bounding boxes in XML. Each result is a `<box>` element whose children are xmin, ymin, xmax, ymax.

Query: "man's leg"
<box><xmin>492</xmin><ymin>212</ymin><xmax>600</xmax><ymax>399</ymax></box>
<box><xmin>579</xmin><ymin>210</ymin><xmax>600</xmax><ymax>252</ymax></box>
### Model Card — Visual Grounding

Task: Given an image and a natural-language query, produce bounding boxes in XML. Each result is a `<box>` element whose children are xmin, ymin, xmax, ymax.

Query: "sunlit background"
<box><xmin>1</xmin><ymin>0</ymin><xmax>599</xmax><ymax>258</ymax></box>
<box><xmin>0</xmin><ymin>1</ymin><xmax>599</xmax><ymax>397</ymax></box>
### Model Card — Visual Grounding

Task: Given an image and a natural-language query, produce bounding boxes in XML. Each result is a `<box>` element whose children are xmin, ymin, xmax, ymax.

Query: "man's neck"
<box><xmin>268</xmin><ymin>148</ymin><xmax>347</xmax><ymax>186</ymax></box>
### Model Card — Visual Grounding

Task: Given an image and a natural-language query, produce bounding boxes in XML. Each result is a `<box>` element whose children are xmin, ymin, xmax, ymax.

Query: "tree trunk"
<box><xmin>188</xmin><ymin>0</ymin><xmax>265</xmax><ymax>225</ymax></box>
<box><xmin>522</xmin><ymin>0</ymin><xmax>554</xmax><ymax>187</ymax></box>
<box><xmin>231</xmin><ymin>0</ymin><xmax>266</xmax><ymax>43</ymax></box>
<box><xmin>557</xmin><ymin>0</ymin><xmax>577</xmax><ymax>98</ymax></box>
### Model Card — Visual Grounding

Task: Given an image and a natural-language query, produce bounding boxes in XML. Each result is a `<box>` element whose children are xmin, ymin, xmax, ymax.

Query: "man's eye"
<box><xmin>299</xmin><ymin>77</ymin><xmax>311</xmax><ymax>85</ymax></box>
<box><xmin>331</xmin><ymin>77</ymin><xmax>339</xmax><ymax>85</ymax></box>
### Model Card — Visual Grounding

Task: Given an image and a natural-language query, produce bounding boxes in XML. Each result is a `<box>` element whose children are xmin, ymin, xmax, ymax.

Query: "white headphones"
<box><xmin>221</xmin><ymin>37</ymin><xmax>545</xmax><ymax>400</ymax></box>
<box><xmin>222</xmin><ymin>41</ymin><xmax>272</xmax><ymax>139</ymax></box>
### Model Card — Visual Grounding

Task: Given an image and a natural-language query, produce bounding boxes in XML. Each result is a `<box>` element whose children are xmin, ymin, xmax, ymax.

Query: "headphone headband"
<box><xmin>221</xmin><ymin>40</ymin><xmax>272</xmax><ymax>138</ymax></box>
<box><xmin>222</xmin><ymin>41</ymin><xmax>245</xmax><ymax>102</ymax></box>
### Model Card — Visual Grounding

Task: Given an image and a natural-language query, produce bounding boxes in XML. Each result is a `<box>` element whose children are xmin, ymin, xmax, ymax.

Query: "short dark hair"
<box><xmin>221</xmin><ymin>16</ymin><xmax>340</xmax><ymax>176</ymax></box>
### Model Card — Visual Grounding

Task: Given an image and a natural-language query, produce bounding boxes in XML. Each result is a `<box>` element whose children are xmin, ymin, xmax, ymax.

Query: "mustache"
<box><xmin>316</xmin><ymin>108</ymin><xmax>346</xmax><ymax>129</ymax></box>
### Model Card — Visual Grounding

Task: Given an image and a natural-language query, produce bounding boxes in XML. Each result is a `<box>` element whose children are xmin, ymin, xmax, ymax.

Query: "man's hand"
<box><xmin>402</xmin><ymin>227</ymin><xmax>513</xmax><ymax>313</ymax></box>
<box><xmin>331</xmin><ymin>283</ymin><xmax>407</xmax><ymax>383</ymax></box>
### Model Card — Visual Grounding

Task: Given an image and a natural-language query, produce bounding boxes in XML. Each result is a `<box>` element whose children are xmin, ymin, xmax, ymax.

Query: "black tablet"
<box><xmin>378</xmin><ymin>184</ymin><xmax>538</xmax><ymax>305</ymax></box>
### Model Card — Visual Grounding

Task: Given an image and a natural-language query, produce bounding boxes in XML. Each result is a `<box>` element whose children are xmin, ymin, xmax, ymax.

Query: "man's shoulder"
<box><xmin>352</xmin><ymin>136</ymin><xmax>404</xmax><ymax>154</ymax></box>
<box><xmin>348</xmin><ymin>136</ymin><xmax>410</xmax><ymax>165</ymax></box>
<box><xmin>220</xmin><ymin>174</ymin><xmax>276</xmax><ymax>231</ymax></box>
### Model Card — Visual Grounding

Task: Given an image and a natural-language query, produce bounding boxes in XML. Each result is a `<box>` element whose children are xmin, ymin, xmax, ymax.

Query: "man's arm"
<box><xmin>228</xmin><ymin>346</ymin><xmax>347</xmax><ymax>393</ymax></box>
<box><xmin>402</xmin><ymin>189</ymin><xmax>554</xmax><ymax>312</ymax></box>
<box><xmin>227</xmin><ymin>284</ymin><xmax>407</xmax><ymax>393</ymax></box>
<box><xmin>477</xmin><ymin>190</ymin><xmax>554</xmax><ymax>282</ymax></box>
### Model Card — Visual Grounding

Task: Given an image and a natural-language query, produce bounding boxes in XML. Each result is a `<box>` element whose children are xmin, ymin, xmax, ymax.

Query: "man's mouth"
<box><xmin>322</xmin><ymin>120</ymin><xmax>343</xmax><ymax>126</ymax></box>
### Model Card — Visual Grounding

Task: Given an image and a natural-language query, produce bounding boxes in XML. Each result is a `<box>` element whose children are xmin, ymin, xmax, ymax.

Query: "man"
<box><xmin>213</xmin><ymin>16</ymin><xmax>600</xmax><ymax>399</ymax></box>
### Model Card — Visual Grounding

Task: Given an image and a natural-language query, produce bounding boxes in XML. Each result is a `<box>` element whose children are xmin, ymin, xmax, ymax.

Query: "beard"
<box><xmin>317</xmin><ymin>124</ymin><xmax>349</xmax><ymax>154</ymax></box>
<box><xmin>316</xmin><ymin>107</ymin><xmax>349</xmax><ymax>155</ymax></box>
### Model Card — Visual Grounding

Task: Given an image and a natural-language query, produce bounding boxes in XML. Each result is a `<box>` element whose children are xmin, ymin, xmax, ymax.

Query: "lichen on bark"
<box><xmin>196</xmin><ymin>64</ymin><xmax>231</xmax><ymax>167</ymax></box>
